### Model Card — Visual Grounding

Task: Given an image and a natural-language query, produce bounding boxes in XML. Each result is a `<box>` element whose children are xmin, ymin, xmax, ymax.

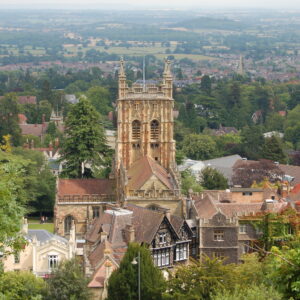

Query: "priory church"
<box><xmin>54</xmin><ymin>59</ymin><xmax>185</xmax><ymax>238</ymax></box>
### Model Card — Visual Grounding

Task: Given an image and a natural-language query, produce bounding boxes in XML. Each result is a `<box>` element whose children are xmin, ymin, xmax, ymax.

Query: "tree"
<box><xmin>60</xmin><ymin>97</ymin><xmax>111</xmax><ymax>178</ymax></box>
<box><xmin>0</xmin><ymin>93</ymin><xmax>22</xmax><ymax>146</ymax></box>
<box><xmin>86</xmin><ymin>86</ymin><xmax>111</xmax><ymax>116</ymax></box>
<box><xmin>165</xmin><ymin>256</ymin><xmax>235</xmax><ymax>300</ymax></box>
<box><xmin>0</xmin><ymin>271</ymin><xmax>46</xmax><ymax>300</ymax></box>
<box><xmin>182</xmin><ymin>134</ymin><xmax>218</xmax><ymax>160</ymax></box>
<box><xmin>240</xmin><ymin>126</ymin><xmax>264</xmax><ymax>160</ymax></box>
<box><xmin>212</xmin><ymin>284</ymin><xmax>282</xmax><ymax>300</ymax></box>
<box><xmin>201</xmin><ymin>75</ymin><xmax>211</xmax><ymax>95</ymax></box>
<box><xmin>201</xmin><ymin>167</ymin><xmax>228</xmax><ymax>190</ymax></box>
<box><xmin>261</xmin><ymin>136</ymin><xmax>286</xmax><ymax>163</ymax></box>
<box><xmin>232</xmin><ymin>159</ymin><xmax>283</xmax><ymax>188</ymax></box>
<box><xmin>45</xmin><ymin>258</ymin><xmax>91</xmax><ymax>300</ymax></box>
<box><xmin>0</xmin><ymin>151</ymin><xmax>29</xmax><ymax>253</ymax></box>
<box><xmin>107</xmin><ymin>243</ymin><xmax>165</xmax><ymax>300</ymax></box>
<box><xmin>12</xmin><ymin>147</ymin><xmax>56</xmax><ymax>216</ymax></box>
<box><xmin>266</xmin><ymin>246</ymin><xmax>300</xmax><ymax>300</ymax></box>
<box><xmin>181</xmin><ymin>170</ymin><xmax>203</xmax><ymax>195</ymax></box>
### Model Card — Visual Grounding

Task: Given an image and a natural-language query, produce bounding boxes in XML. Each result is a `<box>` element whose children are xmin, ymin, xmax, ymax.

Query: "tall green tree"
<box><xmin>201</xmin><ymin>75</ymin><xmax>211</xmax><ymax>95</ymax></box>
<box><xmin>86</xmin><ymin>86</ymin><xmax>111</xmax><ymax>116</ymax></box>
<box><xmin>60</xmin><ymin>97</ymin><xmax>111</xmax><ymax>178</ymax></box>
<box><xmin>0</xmin><ymin>93</ymin><xmax>22</xmax><ymax>146</ymax></box>
<box><xmin>107</xmin><ymin>243</ymin><xmax>166</xmax><ymax>300</ymax></box>
<box><xmin>261</xmin><ymin>136</ymin><xmax>286</xmax><ymax>163</ymax></box>
<box><xmin>46</xmin><ymin>258</ymin><xmax>91</xmax><ymax>300</ymax></box>
<box><xmin>182</xmin><ymin>134</ymin><xmax>218</xmax><ymax>160</ymax></box>
<box><xmin>201</xmin><ymin>167</ymin><xmax>228</xmax><ymax>190</ymax></box>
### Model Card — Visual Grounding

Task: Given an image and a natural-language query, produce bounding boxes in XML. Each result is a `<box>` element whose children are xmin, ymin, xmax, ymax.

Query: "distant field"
<box><xmin>63</xmin><ymin>44</ymin><xmax>216</xmax><ymax>61</ymax></box>
<box><xmin>156</xmin><ymin>53</ymin><xmax>216</xmax><ymax>61</ymax></box>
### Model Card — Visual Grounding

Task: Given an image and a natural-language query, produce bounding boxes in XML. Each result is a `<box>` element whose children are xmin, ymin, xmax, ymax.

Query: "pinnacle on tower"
<box><xmin>119</xmin><ymin>57</ymin><xmax>126</xmax><ymax>78</ymax></box>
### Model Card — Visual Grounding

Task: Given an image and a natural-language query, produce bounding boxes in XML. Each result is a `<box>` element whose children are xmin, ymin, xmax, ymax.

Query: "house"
<box><xmin>189</xmin><ymin>193</ymin><xmax>291</xmax><ymax>263</ymax></box>
<box><xmin>85</xmin><ymin>204</ymin><xmax>192</xmax><ymax>299</ymax></box>
<box><xmin>210</xmin><ymin>125</ymin><xmax>239</xmax><ymax>136</ymax></box>
<box><xmin>2</xmin><ymin>219</ymin><xmax>76</xmax><ymax>277</ymax></box>
<box><xmin>17</xmin><ymin>96</ymin><xmax>37</xmax><ymax>105</ymax></box>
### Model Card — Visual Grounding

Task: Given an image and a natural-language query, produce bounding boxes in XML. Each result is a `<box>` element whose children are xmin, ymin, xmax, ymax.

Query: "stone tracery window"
<box><xmin>132</xmin><ymin>120</ymin><xmax>141</xmax><ymax>140</ymax></box>
<box><xmin>150</xmin><ymin>120</ymin><xmax>159</xmax><ymax>139</ymax></box>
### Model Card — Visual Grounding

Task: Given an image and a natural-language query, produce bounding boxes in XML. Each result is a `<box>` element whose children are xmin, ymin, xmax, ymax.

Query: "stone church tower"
<box><xmin>115</xmin><ymin>59</ymin><xmax>184</xmax><ymax>216</ymax></box>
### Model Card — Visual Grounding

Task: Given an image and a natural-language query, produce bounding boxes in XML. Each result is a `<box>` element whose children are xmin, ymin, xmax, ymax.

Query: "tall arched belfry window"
<box><xmin>150</xmin><ymin>120</ymin><xmax>159</xmax><ymax>140</ymax></box>
<box><xmin>64</xmin><ymin>215</ymin><xmax>74</xmax><ymax>235</ymax></box>
<box><xmin>132</xmin><ymin>120</ymin><xmax>141</xmax><ymax>140</ymax></box>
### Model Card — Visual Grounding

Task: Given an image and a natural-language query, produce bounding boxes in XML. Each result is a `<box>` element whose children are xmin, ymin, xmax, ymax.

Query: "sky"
<box><xmin>1</xmin><ymin>0</ymin><xmax>300</xmax><ymax>9</ymax></box>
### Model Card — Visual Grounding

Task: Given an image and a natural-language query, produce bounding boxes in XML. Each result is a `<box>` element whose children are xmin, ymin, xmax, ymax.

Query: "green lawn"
<box><xmin>28</xmin><ymin>218</ymin><xmax>54</xmax><ymax>233</ymax></box>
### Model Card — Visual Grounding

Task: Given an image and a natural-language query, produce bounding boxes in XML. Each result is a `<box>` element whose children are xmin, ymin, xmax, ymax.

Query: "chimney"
<box><xmin>42</xmin><ymin>114</ymin><xmax>45</xmax><ymax>127</ymax></box>
<box><xmin>100</xmin><ymin>232</ymin><xmax>108</xmax><ymax>242</ymax></box>
<box><xmin>124</xmin><ymin>224</ymin><xmax>135</xmax><ymax>243</ymax></box>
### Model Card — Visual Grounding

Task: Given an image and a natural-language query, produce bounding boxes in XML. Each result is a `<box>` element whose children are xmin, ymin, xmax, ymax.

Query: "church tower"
<box><xmin>116</xmin><ymin>58</ymin><xmax>176</xmax><ymax>171</ymax></box>
<box><xmin>115</xmin><ymin>59</ymin><xmax>183</xmax><ymax>216</ymax></box>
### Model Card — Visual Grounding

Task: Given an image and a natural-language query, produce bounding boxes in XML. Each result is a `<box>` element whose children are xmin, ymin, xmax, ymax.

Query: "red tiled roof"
<box><xmin>20</xmin><ymin>123</ymin><xmax>48</xmax><ymax>137</ymax></box>
<box><xmin>18</xmin><ymin>96</ymin><xmax>37</xmax><ymax>105</ymax></box>
<box><xmin>127</xmin><ymin>156</ymin><xmax>173</xmax><ymax>190</ymax></box>
<box><xmin>291</xmin><ymin>183</ymin><xmax>300</xmax><ymax>195</ymax></box>
<box><xmin>58</xmin><ymin>179</ymin><xmax>114</xmax><ymax>196</ymax></box>
<box><xmin>193</xmin><ymin>194</ymin><xmax>218</xmax><ymax>219</ymax></box>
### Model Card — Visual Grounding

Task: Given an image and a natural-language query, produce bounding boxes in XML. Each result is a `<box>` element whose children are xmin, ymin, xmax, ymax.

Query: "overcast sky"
<box><xmin>1</xmin><ymin>0</ymin><xmax>300</xmax><ymax>9</ymax></box>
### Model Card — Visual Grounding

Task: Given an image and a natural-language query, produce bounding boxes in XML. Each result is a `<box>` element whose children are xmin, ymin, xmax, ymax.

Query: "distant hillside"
<box><xmin>172</xmin><ymin>17</ymin><xmax>246</xmax><ymax>31</ymax></box>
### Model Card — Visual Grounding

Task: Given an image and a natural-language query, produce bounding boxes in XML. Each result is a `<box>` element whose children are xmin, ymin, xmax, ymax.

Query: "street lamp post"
<box><xmin>132</xmin><ymin>251</ymin><xmax>141</xmax><ymax>300</ymax></box>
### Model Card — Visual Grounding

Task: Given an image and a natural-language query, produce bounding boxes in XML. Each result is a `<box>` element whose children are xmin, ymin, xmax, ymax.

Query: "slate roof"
<box><xmin>27</xmin><ymin>229</ymin><xmax>68</xmax><ymax>244</ymax></box>
<box><xmin>58</xmin><ymin>179</ymin><xmax>114</xmax><ymax>196</ymax></box>
<box><xmin>126</xmin><ymin>204</ymin><xmax>165</xmax><ymax>244</ymax></box>
<box><xmin>279</xmin><ymin>164</ymin><xmax>300</xmax><ymax>186</ymax></box>
<box><xmin>127</xmin><ymin>156</ymin><xmax>173</xmax><ymax>190</ymax></box>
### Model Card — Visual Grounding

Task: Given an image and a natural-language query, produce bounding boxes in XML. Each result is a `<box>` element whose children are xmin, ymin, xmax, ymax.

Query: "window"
<box><xmin>152</xmin><ymin>104</ymin><xmax>158</xmax><ymax>110</ymax></box>
<box><xmin>159</xmin><ymin>233</ymin><xmax>166</xmax><ymax>244</ymax></box>
<box><xmin>150</xmin><ymin>143</ymin><xmax>159</xmax><ymax>149</ymax></box>
<box><xmin>150</xmin><ymin>120</ymin><xmax>159</xmax><ymax>139</ymax></box>
<box><xmin>213</xmin><ymin>251</ymin><xmax>225</xmax><ymax>260</ymax></box>
<box><xmin>132</xmin><ymin>120</ymin><xmax>141</xmax><ymax>140</ymax></box>
<box><xmin>48</xmin><ymin>255</ymin><xmax>58</xmax><ymax>269</ymax></box>
<box><xmin>213</xmin><ymin>230</ymin><xmax>224</xmax><ymax>241</ymax></box>
<box><xmin>241</xmin><ymin>243</ymin><xmax>249</xmax><ymax>254</ymax></box>
<box><xmin>242</xmin><ymin>192</ymin><xmax>253</xmax><ymax>196</ymax></box>
<box><xmin>132</xmin><ymin>143</ymin><xmax>140</xmax><ymax>149</ymax></box>
<box><xmin>175</xmin><ymin>243</ymin><xmax>188</xmax><ymax>261</ymax></box>
<box><xmin>153</xmin><ymin>248</ymin><xmax>170</xmax><ymax>267</ymax></box>
<box><xmin>134</xmin><ymin>103</ymin><xmax>139</xmax><ymax>110</ymax></box>
<box><xmin>14</xmin><ymin>252</ymin><xmax>20</xmax><ymax>264</ymax></box>
<box><xmin>64</xmin><ymin>215</ymin><xmax>74</xmax><ymax>235</ymax></box>
<box><xmin>239</xmin><ymin>224</ymin><xmax>247</xmax><ymax>234</ymax></box>
<box><xmin>92</xmin><ymin>206</ymin><xmax>100</xmax><ymax>218</ymax></box>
